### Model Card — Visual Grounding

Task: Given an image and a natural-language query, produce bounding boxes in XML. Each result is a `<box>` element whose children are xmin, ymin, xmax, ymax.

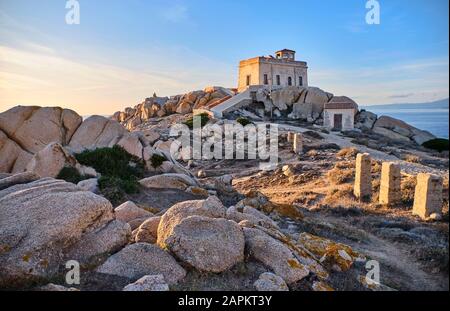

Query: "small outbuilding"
<box><xmin>323</xmin><ymin>96</ymin><xmax>358</xmax><ymax>130</ymax></box>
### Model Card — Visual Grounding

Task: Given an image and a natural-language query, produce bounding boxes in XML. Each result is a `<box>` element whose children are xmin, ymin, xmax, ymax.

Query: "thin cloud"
<box><xmin>159</xmin><ymin>4</ymin><xmax>189</xmax><ymax>23</ymax></box>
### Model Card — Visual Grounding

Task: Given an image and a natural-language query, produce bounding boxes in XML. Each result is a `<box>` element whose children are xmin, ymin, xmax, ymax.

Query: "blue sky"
<box><xmin>0</xmin><ymin>0</ymin><xmax>448</xmax><ymax>115</ymax></box>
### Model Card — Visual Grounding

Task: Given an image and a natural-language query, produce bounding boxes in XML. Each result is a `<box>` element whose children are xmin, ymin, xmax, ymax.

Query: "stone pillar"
<box><xmin>354</xmin><ymin>153</ymin><xmax>372</xmax><ymax>201</ymax></box>
<box><xmin>413</xmin><ymin>173</ymin><xmax>443</xmax><ymax>220</ymax></box>
<box><xmin>293</xmin><ymin>133</ymin><xmax>303</xmax><ymax>154</ymax></box>
<box><xmin>287</xmin><ymin>132</ymin><xmax>295</xmax><ymax>143</ymax></box>
<box><xmin>379</xmin><ymin>162</ymin><xmax>401</xmax><ymax>206</ymax></box>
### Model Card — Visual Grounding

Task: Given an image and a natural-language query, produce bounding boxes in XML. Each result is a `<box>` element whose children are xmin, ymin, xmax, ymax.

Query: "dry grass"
<box><xmin>403</xmin><ymin>154</ymin><xmax>421</xmax><ymax>164</ymax></box>
<box><xmin>337</xmin><ymin>147</ymin><xmax>359</xmax><ymax>159</ymax></box>
<box><xmin>323</xmin><ymin>185</ymin><xmax>358</xmax><ymax>207</ymax></box>
<box><xmin>327</xmin><ymin>161</ymin><xmax>355</xmax><ymax>185</ymax></box>
<box><xmin>306</xmin><ymin>149</ymin><xmax>319</xmax><ymax>157</ymax></box>
<box><xmin>371</xmin><ymin>160</ymin><xmax>382</xmax><ymax>174</ymax></box>
<box><xmin>401</xmin><ymin>175</ymin><xmax>417</xmax><ymax>206</ymax></box>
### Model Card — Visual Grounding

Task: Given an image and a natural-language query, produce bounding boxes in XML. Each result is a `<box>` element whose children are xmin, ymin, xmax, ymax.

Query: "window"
<box><xmin>263</xmin><ymin>74</ymin><xmax>268</xmax><ymax>85</ymax></box>
<box><xmin>246</xmin><ymin>75</ymin><xmax>251</xmax><ymax>86</ymax></box>
<box><xmin>276</xmin><ymin>75</ymin><xmax>280</xmax><ymax>86</ymax></box>
<box><xmin>299</xmin><ymin>76</ymin><xmax>303</xmax><ymax>86</ymax></box>
<box><xmin>288</xmin><ymin>77</ymin><xmax>292</xmax><ymax>86</ymax></box>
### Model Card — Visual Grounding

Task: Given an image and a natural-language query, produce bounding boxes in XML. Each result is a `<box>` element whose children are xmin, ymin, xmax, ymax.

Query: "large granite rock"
<box><xmin>96</xmin><ymin>243</ymin><xmax>186</xmax><ymax>284</ymax></box>
<box><xmin>139</xmin><ymin>173</ymin><xmax>197</xmax><ymax>190</ymax></box>
<box><xmin>164</xmin><ymin>215</ymin><xmax>245</xmax><ymax>272</ymax></box>
<box><xmin>116</xmin><ymin>133</ymin><xmax>144</xmax><ymax>159</ymax></box>
<box><xmin>25</xmin><ymin>142</ymin><xmax>78</xmax><ymax>178</ymax></box>
<box><xmin>0</xmin><ymin>130</ymin><xmax>32</xmax><ymax>174</ymax></box>
<box><xmin>114</xmin><ymin>201</ymin><xmax>153</xmax><ymax>223</ymax></box>
<box><xmin>355</xmin><ymin>110</ymin><xmax>378</xmax><ymax>130</ymax></box>
<box><xmin>0</xmin><ymin>106</ymin><xmax>82</xmax><ymax>154</ymax></box>
<box><xmin>254</xmin><ymin>272</ymin><xmax>289</xmax><ymax>291</ymax></box>
<box><xmin>134</xmin><ymin>216</ymin><xmax>161</xmax><ymax>244</ymax></box>
<box><xmin>271</xmin><ymin>86</ymin><xmax>302</xmax><ymax>111</ymax></box>
<box><xmin>123</xmin><ymin>274</ymin><xmax>169</xmax><ymax>291</ymax></box>
<box><xmin>243</xmin><ymin>227</ymin><xmax>309</xmax><ymax>284</ymax></box>
<box><xmin>69</xmin><ymin>115</ymin><xmax>127</xmax><ymax>153</ymax></box>
<box><xmin>0</xmin><ymin>176</ymin><xmax>130</xmax><ymax>288</ymax></box>
<box><xmin>373</xmin><ymin>116</ymin><xmax>435</xmax><ymax>145</ymax></box>
<box><xmin>157</xmin><ymin>196</ymin><xmax>227</xmax><ymax>249</ymax></box>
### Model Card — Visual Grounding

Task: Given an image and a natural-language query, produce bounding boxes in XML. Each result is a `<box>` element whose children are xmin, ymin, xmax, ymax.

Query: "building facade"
<box><xmin>237</xmin><ymin>49</ymin><xmax>308</xmax><ymax>92</ymax></box>
<box><xmin>323</xmin><ymin>96</ymin><xmax>358</xmax><ymax>130</ymax></box>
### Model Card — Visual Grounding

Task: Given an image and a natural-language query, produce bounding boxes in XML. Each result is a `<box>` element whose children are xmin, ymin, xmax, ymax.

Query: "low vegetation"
<box><xmin>422</xmin><ymin>138</ymin><xmax>449</xmax><ymax>152</ymax></box>
<box><xmin>337</xmin><ymin>147</ymin><xmax>359</xmax><ymax>159</ymax></box>
<box><xmin>184</xmin><ymin>113</ymin><xmax>210</xmax><ymax>129</ymax></box>
<box><xmin>327</xmin><ymin>161</ymin><xmax>355</xmax><ymax>185</ymax></box>
<box><xmin>56</xmin><ymin>166</ymin><xmax>91</xmax><ymax>184</ymax></box>
<box><xmin>58</xmin><ymin>145</ymin><xmax>145</xmax><ymax>205</ymax></box>
<box><xmin>150</xmin><ymin>154</ymin><xmax>167</xmax><ymax>168</ymax></box>
<box><xmin>236</xmin><ymin>117</ymin><xmax>252</xmax><ymax>127</ymax></box>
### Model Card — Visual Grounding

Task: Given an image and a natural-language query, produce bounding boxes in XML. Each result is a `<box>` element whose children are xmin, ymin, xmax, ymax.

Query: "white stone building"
<box><xmin>237</xmin><ymin>49</ymin><xmax>308</xmax><ymax>92</ymax></box>
<box><xmin>323</xmin><ymin>96</ymin><xmax>358</xmax><ymax>130</ymax></box>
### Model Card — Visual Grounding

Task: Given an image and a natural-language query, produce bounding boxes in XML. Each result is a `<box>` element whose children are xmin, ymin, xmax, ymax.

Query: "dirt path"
<box><xmin>270</xmin><ymin>123</ymin><xmax>448</xmax><ymax>176</ymax></box>
<box><xmin>313</xmin><ymin>214</ymin><xmax>448</xmax><ymax>291</ymax></box>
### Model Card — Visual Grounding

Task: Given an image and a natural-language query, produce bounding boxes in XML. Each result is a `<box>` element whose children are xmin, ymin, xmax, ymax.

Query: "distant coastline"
<box><xmin>362</xmin><ymin>98</ymin><xmax>449</xmax><ymax>139</ymax></box>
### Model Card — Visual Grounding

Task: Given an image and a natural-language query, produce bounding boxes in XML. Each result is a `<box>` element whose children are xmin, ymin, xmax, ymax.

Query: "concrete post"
<box><xmin>413</xmin><ymin>173</ymin><xmax>443</xmax><ymax>219</ymax></box>
<box><xmin>354</xmin><ymin>153</ymin><xmax>372</xmax><ymax>201</ymax></box>
<box><xmin>287</xmin><ymin>132</ymin><xmax>295</xmax><ymax>143</ymax></box>
<box><xmin>293</xmin><ymin>133</ymin><xmax>303</xmax><ymax>154</ymax></box>
<box><xmin>379</xmin><ymin>162</ymin><xmax>401</xmax><ymax>206</ymax></box>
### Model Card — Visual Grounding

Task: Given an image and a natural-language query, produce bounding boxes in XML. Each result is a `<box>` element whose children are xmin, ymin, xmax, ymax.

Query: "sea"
<box><xmin>361</xmin><ymin>107</ymin><xmax>449</xmax><ymax>139</ymax></box>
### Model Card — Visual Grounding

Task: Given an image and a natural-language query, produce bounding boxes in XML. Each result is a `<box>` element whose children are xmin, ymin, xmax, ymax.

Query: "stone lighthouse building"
<box><xmin>237</xmin><ymin>49</ymin><xmax>308</xmax><ymax>92</ymax></box>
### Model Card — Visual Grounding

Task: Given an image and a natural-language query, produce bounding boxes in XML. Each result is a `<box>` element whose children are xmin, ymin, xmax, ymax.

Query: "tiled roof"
<box><xmin>325</xmin><ymin>96</ymin><xmax>358</xmax><ymax>110</ymax></box>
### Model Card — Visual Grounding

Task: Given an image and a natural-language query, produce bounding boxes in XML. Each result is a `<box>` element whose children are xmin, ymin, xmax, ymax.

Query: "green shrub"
<box><xmin>75</xmin><ymin>145</ymin><xmax>144</xmax><ymax>180</ymax></box>
<box><xmin>150</xmin><ymin>154</ymin><xmax>166</xmax><ymax>168</ymax></box>
<box><xmin>184</xmin><ymin>113</ymin><xmax>210</xmax><ymax>129</ymax></box>
<box><xmin>56</xmin><ymin>166</ymin><xmax>90</xmax><ymax>184</ymax></box>
<box><xmin>236</xmin><ymin>117</ymin><xmax>252</xmax><ymax>126</ymax></box>
<box><xmin>422</xmin><ymin>138</ymin><xmax>449</xmax><ymax>152</ymax></box>
<box><xmin>73</xmin><ymin>145</ymin><xmax>144</xmax><ymax>205</ymax></box>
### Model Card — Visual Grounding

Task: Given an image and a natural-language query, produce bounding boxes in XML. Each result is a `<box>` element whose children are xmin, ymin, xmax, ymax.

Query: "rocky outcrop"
<box><xmin>0</xmin><ymin>106</ymin><xmax>82</xmax><ymax>174</ymax></box>
<box><xmin>123</xmin><ymin>274</ymin><xmax>169</xmax><ymax>291</ymax></box>
<box><xmin>373</xmin><ymin>116</ymin><xmax>435</xmax><ymax>145</ymax></box>
<box><xmin>112</xmin><ymin>87</ymin><xmax>235</xmax><ymax>130</ymax></box>
<box><xmin>164</xmin><ymin>215</ymin><xmax>245</xmax><ymax>272</ymax></box>
<box><xmin>0</xmin><ymin>106</ymin><xmax>82</xmax><ymax>154</ymax></box>
<box><xmin>134</xmin><ymin>216</ymin><xmax>161</xmax><ymax>244</ymax></box>
<box><xmin>68</xmin><ymin>115</ymin><xmax>127</xmax><ymax>153</ymax></box>
<box><xmin>0</xmin><ymin>130</ymin><xmax>32</xmax><ymax>174</ymax></box>
<box><xmin>25</xmin><ymin>142</ymin><xmax>78</xmax><ymax>178</ymax></box>
<box><xmin>116</xmin><ymin>133</ymin><xmax>144</xmax><ymax>159</ymax></box>
<box><xmin>157</xmin><ymin>196</ymin><xmax>227</xmax><ymax>249</ymax></box>
<box><xmin>96</xmin><ymin>243</ymin><xmax>186</xmax><ymax>284</ymax></box>
<box><xmin>0</xmin><ymin>175</ymin><xmax>130</xmax><ymax>288</ymax></box>
<box><xmin>139</xmin><ymin>173</ymin><xmax>197</xmax><ymax>190</ymax></box>
<box><xmin>243</xmin><ymin>227</ymin><xmax>309</xmax><ymax>284</ymax></box>
<box><xmin>114</xmin><ymin>201</ymin><xmax>154</xmax><ymax>223</ymax></box>
<box><xmin>254</xmin><ymin>272</ymin><xmax>289</xmax><ymax>291</ymax></box>
<box><xmin>298</xmin><ymin>233</ymin><xmax>365</xmax><ymax>272</ymax></box>
<box><xmin>355</xmin><ymin>110</ymin><xmax>378</xmax><ymax>130</ymax></box>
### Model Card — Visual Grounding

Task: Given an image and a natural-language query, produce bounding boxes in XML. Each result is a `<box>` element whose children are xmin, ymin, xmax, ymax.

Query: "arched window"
<box><xmin>288</xmin><ymin>77</ymin><xmax>292</xmax><ymax>86</ymax></box>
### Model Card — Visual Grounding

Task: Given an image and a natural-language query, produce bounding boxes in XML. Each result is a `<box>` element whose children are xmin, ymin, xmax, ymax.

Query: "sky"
<box><xmin>0</xmin><ymin>0</ymin><xmax>448</xmax><ymax>115</ymax></box>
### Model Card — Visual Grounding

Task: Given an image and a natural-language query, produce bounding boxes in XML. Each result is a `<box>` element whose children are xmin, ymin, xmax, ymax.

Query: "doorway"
<box><xmin>334</xmin><ymin>114</ymin><xmax>343</xmax><ymax>130</ymax></box>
